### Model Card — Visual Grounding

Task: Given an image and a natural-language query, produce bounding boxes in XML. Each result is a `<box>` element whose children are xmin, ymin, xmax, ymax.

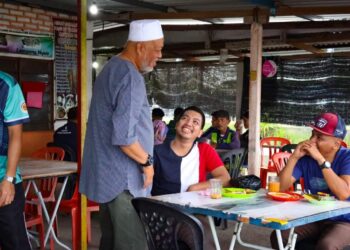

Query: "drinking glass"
<box><xmin>268</xmin><ymin>176</ymin><xmax>280</xmax><ymax>192</ymax></box>
<box><xmin>209</xmin><ymin>179</ymin><xmax>222</xmax><ymax>199</ymax></box>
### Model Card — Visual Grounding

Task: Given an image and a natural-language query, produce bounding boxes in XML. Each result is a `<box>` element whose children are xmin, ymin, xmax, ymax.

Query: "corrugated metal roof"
<box><xmin>9</xmin><ymin>0</ymin><xmax>350</xmax><ymax>61</ymax></box>
<box><xmin>280</xmin><ymin>0</ymin><xmax>350</xmax><ymax>7</ymax></box>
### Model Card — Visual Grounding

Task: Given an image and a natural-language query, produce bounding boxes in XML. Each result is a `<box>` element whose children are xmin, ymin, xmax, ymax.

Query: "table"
<box><xmin>151</xmin><ymin>190</ymin><xmax>350</xmax><ymax>250</ymax></box>
<box><xmin>20</xmin><ymin>158</ymin><xmax>77</xmax><ymax>250</ymax></box>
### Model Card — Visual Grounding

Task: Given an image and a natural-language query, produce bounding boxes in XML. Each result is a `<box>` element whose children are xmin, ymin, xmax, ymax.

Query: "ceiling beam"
<box><xmin>276</xmin><ymin>6</ymin><xmax>350</xmax><ymax>16</ymax></box>
<box><xmin>288</xmin><ymin>42</ymin><xmax>324</xmax><ymax>54</ymax></box>
<box><xmin>162</xmin><ymin>31</ymin><xmax>350</xmax><ymax>51</ymax></box>
<box><xmin>95</xmin><ymin>6</ymin><xmax>350</xmax><ymax>21</ymax></box>
<box><xmin>92</xmin><ymin>9</ymin><xmax>263</xmax><ymax>21</ymax></box>
<box><xmin>109</xmin><ymin>0</ymin><xmax>170</xmax><ymax>12</ymax></box>
<box><xmin>94</xmin><ymin>31</ymin><xmax>350</xmax><ymax>55</ymax></box>
<box><xmin>159</xmin><ymin>20</ymin><xmax>350</xmax><ymax>31</ymax></box>
<box><xmin>94</xmin><ymin>30</ymin><xmax>350</xmax><ymax>60</ymax></box>
<box><xmin>92</xmin><ymin>18</ymin><xmax>350</xmax><ymax>33</ymax></box>
<box><xmin>130</xmin><ymin>9</ymin><xmax>265</xmax><ymax>19</ymax></box>
<box><xmin>287</xmin><ymin>31</ymin><xmax>350</xmax><ymax>44</ymax></box>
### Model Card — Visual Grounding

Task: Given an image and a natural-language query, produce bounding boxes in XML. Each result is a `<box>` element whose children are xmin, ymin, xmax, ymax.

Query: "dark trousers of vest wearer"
<box><xmin>270</xmin><ymin>220</ymin><xmax>350</xmax><ymax>250</ymax></box>
<box><xmin>0</xmin><ymin>183</ymin><xmax>31</xmax><ymax>250</ymax></box>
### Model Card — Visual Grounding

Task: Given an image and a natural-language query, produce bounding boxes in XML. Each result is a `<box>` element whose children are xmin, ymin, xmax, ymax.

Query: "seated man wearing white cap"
<box><xmin>79</xmin><ymin>20</ymin><xmax>164</xmax><ymax>250</ymax></box>
<box><xmin>271</xmin><ymin>112</ymin><xmax>350</xmax><ymax>249</ymax></box>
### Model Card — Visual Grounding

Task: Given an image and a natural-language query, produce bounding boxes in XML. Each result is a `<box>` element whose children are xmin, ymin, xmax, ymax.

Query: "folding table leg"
<box><xmin>236</xmin><ymin>222</ymin><xmax>273</xmax><ymax>250</ymax></box>
<box><xmin>276</xmin><ymin>229</ymin><xmax>297</xmax><ymax>250</ymax></box>
<box><xmin>207</xmin><ymin>216</ymin><xmax>221</xmax><ymax>250</ymax></box>
<box><xmin>229</xmin><ymin>222</ymin><xmax>239</xmax><ymax>250</ymax></box>
<box><xmin>32</xmin><ymin>177</ymin><xmax>71</xmax><ymax>250</ymax></box>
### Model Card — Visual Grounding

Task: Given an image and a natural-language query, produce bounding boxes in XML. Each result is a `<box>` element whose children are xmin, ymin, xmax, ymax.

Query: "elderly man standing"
<box><xmin>80</xmin><ymin>20</ymin><xmax>164</xmax><ymax>250</ymax></box>
<box><xmin>271</xmin><ymin>112</ymin><xmax>350</xmax><ymax>249</ymax></box>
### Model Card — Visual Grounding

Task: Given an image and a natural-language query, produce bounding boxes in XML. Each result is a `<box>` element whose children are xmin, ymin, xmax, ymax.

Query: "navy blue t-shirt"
<box><xmin>293</xmin><ymin>147</ymin><xmax>350</xmax><ymax>222</ymax></box>
<box><xmin>54</xmin><ymin>121</ymin><xmax>77</xmax><ymax>160</ymax></box>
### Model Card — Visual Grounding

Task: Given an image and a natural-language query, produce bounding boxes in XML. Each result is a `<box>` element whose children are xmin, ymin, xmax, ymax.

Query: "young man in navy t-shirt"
<box><xmin>271</xmin><ymin>112</ymin><xmax>350</xmax><ymax>249</ymax></box>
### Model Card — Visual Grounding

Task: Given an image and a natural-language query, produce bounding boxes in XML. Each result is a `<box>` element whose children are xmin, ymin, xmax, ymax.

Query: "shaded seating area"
<box><xmin>4</xmin><ymin>1</ymin><xmax>350</xmax><ymax>249</ymax></box>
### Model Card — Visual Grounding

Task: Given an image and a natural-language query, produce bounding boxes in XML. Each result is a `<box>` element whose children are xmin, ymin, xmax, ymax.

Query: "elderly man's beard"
<box><xmin>140</xmin><ymin>61</ymin><xmax>154</xmax><ymax>74</ymax></box>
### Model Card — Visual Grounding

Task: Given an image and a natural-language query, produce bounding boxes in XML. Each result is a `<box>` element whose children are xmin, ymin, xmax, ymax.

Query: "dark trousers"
<box><xmin>0</xmin><ymin>183</ymin><xmax>31</xmax><ymax>250</ymax></box>
<box><xmin>270</xmin><ymin>220</ymin><xmax>350</xmax><ymax>250</ymax></box>
<box><xmin>99</xmin><ymin>190</ymin><xmax>147</xmax><ymax>250</ymax></box>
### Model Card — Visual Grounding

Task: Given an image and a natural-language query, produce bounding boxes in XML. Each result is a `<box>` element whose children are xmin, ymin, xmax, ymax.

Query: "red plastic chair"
<box><xmin>27</xmin><ymin>147</ymin><xmax>65</xmax><ymax>249</ymax></box>
<box><xmin>56</xmin><ymin>183</ymin><xmax>99</xmax><ymax>250</ymax></box>
<box><xmin>260</xmin><ymin>137</ymin><xmax>291</xmax><ymax>188</ymax></box>
<box><xmin>272</xmin><ymin>152</ymin><xmax>305</xmax><ymax>192</ymax></box>
<box><xmin>341</xmin><ymin>141</ymin><xmax>348</xmax><ymax>148</ymax></box>
<box><xmin>30</xmin><ymin>147</ymin><xmax>65</xmax><ymax>203</ymax></box>
<box><xmin>271</xmin><ymin>152</ymin><xmax>294</xmax><ymax>191</ymax></box>
<box><xmin>272</xmin><ymin>152</ymin><xmax>292</xmax><ymax>174</ymax></box>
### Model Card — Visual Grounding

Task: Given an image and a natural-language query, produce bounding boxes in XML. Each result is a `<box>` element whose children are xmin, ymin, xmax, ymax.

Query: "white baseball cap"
<box><xmin>128</xmin><ymin>19</ymin><xmax>163</xmax><ymax>42</ymax></box>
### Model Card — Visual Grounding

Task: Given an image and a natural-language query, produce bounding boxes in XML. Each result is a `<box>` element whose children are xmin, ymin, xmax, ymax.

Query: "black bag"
<box><xmin>230</xmin><ymin>175</ymin><xmax>261</xmax><ymax>190</ymax></box>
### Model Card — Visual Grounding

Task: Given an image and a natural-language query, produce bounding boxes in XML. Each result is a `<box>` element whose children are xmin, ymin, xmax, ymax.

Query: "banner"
<box><xmin>0</xmin><ymin>31</ymin><xmax>53</xmax><ymax>59</ymax></box>
<box><xmin>53</xmin><ymin>19</ymin><xmax>78</xmax><ymax>119</ymax></box>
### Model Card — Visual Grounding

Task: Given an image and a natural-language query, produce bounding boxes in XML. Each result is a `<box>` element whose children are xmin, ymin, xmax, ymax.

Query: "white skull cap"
<box><xmin>128</xmin><ymin>19</ymin><xmax>163</xmax><ymax>42</ymax></box>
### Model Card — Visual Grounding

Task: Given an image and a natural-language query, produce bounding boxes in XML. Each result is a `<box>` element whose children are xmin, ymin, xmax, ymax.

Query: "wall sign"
<box><xmin>0</xmin><ymin>31</ymin><xmax>54</xmax><ymax>59</ymax></box>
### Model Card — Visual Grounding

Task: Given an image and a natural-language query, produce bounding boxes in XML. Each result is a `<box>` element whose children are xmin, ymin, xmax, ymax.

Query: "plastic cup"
<box><xmin>209</xmin><ymin>179</ymin><xmax>222</xmax><ymax>199</ymax></box>
<box><xmin>268</xmin><ymin>176</ymin><xmax>280</xmax><ymax>192</ymax></box>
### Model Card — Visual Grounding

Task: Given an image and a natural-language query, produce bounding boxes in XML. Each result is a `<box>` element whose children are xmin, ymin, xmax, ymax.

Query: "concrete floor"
<box><xmin>37</xmin><ymin>213</ymin><xmax>273</xmax><ymax>250</ymax></box>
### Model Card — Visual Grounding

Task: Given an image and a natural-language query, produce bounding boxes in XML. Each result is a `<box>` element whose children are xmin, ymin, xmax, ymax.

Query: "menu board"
<box><xmin>53</xmin><ymin>19</ymin><xmax>78</xmax><ymax>119</ymax></box>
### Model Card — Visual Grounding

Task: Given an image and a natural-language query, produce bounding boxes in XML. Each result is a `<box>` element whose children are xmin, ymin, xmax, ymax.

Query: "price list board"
<box><xmin>53</xmin><ymin>19</ymin><xmax>78</xmax><ymax>119</ymax></box>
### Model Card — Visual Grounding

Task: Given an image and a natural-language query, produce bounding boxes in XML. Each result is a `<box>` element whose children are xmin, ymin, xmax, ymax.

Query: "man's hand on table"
<box><xmin>0</xmin><ymin>180</ymin><xmax>15</xmax><ymax>207</ymax></box>
<box><xmin>143</xmin><ymin>165</ymin><xmax>154</xmax><ymax>188</ymax></box>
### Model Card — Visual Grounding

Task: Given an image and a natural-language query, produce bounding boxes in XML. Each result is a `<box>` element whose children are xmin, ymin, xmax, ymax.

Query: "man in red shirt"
<box><xmin>152</xmin><ymin>106</ymin><xmax>230</xmax><ymax>195</ymax></box>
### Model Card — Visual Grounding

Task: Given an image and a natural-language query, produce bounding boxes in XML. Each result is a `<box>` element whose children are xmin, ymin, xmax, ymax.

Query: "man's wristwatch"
<box><xmin>319</xmin><ymin>161</ymin><xmax>331</xmax><ymax>170</ymax></box>
<box><xmin>140</xmin><ymin>154</ymin><xmax>153</xmax><ymax>167</ymax></box>
<box><xmin>4</xmin><ymin>175</ymin><xmax>16</xmax><ymax>184</ymax></box>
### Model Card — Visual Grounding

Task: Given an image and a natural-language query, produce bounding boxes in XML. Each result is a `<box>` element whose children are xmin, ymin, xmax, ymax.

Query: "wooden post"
<box><xmin>78</xmin><ymin>0</ymin><xmax>88</xmax><ymax>249</ymax></box>
<box><xmin>235</xmin><ymin>61</ymin><xmax>244</xmax><ymax>119</ymax></box>
<box><xmin>247</xmin><ymin>21</ymin><xmax>263</xmax><ymax>177</ymax></box>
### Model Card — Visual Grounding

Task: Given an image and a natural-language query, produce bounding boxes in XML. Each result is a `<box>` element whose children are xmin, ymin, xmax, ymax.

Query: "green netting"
<box><xmin>146</xmin><ymin>63</ymin><xmax>238</xmax><ymax>118</ymax></box>
<box><xmin>242</xmin><ymin>57</ymin><xmax>350</xmax><ymax>125</ymax></box>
